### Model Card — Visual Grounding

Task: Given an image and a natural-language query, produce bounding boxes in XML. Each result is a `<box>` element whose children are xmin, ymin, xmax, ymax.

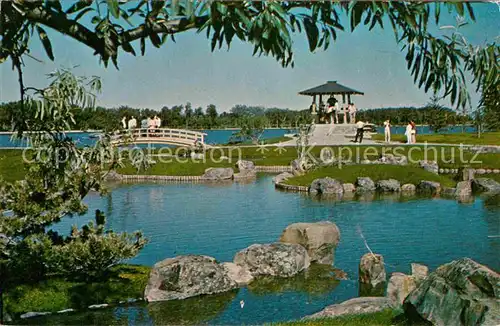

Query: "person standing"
<box><xmin>405</xmin><ymin>122</ymin><xmax>413</xmax><ymax>144</ymax></box>
<box><xmin>410</xmin><ymin>121</ymin><xmax>417</xmax><ymax>144</ymax></box>
<box><xmin>121</xmin><ymin>116</ymin><xmax>127</xmax><ymax>129</ymax></box>
<box><xmin>349</xmin><ymin>102</ymin><xmax>357</xmax><ymax>124</ymax></box>
<box><xmin>155</xmin><ymin>115</ymin><xmax>162</xmax><ymax>128</ymax></box>
<box><xmin>384</xmin><ymin>119</ymin><xmax>391</xmax><ymax>143</ymax></box>
<box><xmin>354</xmin><ymin>120</ymin><xmax>365</xmax><ymax>143</ymax></box>
<box><xmin>128</xmin><ymin>116</ymin><xmax>137</xmax><ymax>129</ymax></box>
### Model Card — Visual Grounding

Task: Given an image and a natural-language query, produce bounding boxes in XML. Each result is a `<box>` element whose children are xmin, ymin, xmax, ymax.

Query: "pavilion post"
<box><xmin>342</xmin><ymin>94</ymin><xmax>347</xmax><ymax>124</ymax></box>
<box><xmin>348</xmin><ymin>94</ymin><xmax>352</xmax><ymax>124</ymax></box>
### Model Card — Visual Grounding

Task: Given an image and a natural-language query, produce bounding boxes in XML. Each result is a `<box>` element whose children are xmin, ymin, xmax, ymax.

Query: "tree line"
<box><xmin>0</xmin><ymin>101</ymin><xmax>484</xmax><ymax>132</ymax></box>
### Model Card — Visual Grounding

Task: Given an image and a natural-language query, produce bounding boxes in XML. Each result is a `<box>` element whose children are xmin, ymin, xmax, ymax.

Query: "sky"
<box><xmin>0</xmin><ymin>2</ymin><xmax>498</xmax><ymax>113</ymax></box>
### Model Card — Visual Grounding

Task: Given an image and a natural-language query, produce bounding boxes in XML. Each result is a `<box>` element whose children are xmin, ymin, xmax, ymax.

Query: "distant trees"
<box><xmin>0</xmin><ymin>101</ymin><xmax>478</xmax><ymax>132</ymax></box>
<box><xmin>357</xmin><ymin>106</ymin><xmax>472</xmax><ymax>127</ymax></box>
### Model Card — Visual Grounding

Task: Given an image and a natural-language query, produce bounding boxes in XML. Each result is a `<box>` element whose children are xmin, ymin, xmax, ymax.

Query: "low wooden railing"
<box><xmin>111</xmin><ymin>128</ymin><xmax>206</xmax><ymax>146</ymax></box>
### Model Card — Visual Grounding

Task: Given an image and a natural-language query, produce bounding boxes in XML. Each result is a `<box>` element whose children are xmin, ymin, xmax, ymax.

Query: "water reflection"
<box><xmin>248</xmin><ymin>264</ymin><xmax>345</xmax><ymax>297</ymax></box>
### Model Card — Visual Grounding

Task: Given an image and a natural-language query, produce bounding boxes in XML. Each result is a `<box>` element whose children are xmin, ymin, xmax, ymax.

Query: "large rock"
<box><xmin>419</xmin><ymin>160</ymin><xmax>439</xmax><ymax>174</ymax></box>
<box><xmin>376</xmin><ymin>179</ymin><xmax>401</xmax><ymax>192</ymax></box>
<box><xmin>236</xmin><ymin>160</ymin><xmax>255</xmax><ymax>171</ymax></box>
<box><xmin>144</xmin><ymin>255</ymin><xmax>238</xmax><ymax>302</ymax></box>
<box><xmin>359</xmin><ymin>253</ymin><xmax>386</xmax><ymax>295</ymax></box>
<box><xmin>342</xmin><ymin>183</ymin><xmax>356</xmax><ymax>193</ymax></box>
<box><xmin>306</xmin><ymin>297</ymin><xmax>392</xmax><ymax>319</ymax></box>
<box><xmin>201</xmin><ymin>168</ymin><xmax>234</xmax><ymax>181</ymax></box>
<box><xmin>404</xmin><ymin>258</ymin><xmax>500</xmax><ymax>326</ymax></box>
<box><xmin>234</xmin><ymin>243</ymin><xmax>310</xmax><ymax>277</ymax></box>
<box><xmin>309</xmin><ymin>177</ymin><xmax>344</xmax><ymax>195</ymax></box>
<box><xmin>279</xmin><ymin>221</ymin><xmax>341</xmax><ymax>265</ymax></box>
<box><xmin>411</xmin><ymin>263</ymin><xmax>429</xmax><ymax>285</ymax></box>
<box><xmin>416</xmin><ymin>180</ymin><xmax>441</xmax><ymax>195</ymax></box>
<box><xmin>401</xmin><ymin>183</ymin><xmax>416</xmax><ymax>194</ymax></box>
<box><xmin>222</xmin><ymin>262</ymin><xmax>254</xmax><ymax>286</ymax></box>
<box><xmin>273</xmin><ymin>172</ymin><xmax>294</xmax><ymax>184</ymax></box>
<box><xmin>472</xmin><ymin>178</ymin><xmax>500</xmax><ymax>193</ymax></box>
<box><xmin>356</xmin><ymin>177</ymin><xmax>376</xmax><ymax>192</ymax></box>
<box><xmin>387</xmin><ymin>272</ymin><xmax>417</xmax><ymax>307</ymax></box>
<box><xmin>455</xmin><ymin>181</ymin><xmax>472</xmax><ymax>196</ymax></box>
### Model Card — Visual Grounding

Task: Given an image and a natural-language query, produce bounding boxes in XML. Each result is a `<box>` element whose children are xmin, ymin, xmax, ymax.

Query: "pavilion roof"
<box><xmin>298</xmin><ymin>81</ymin><xmax>364</xmax><ymax>96</ymax></box>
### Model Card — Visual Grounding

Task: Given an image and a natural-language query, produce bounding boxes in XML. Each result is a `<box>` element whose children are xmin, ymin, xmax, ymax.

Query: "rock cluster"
<box><xmin>144</xmin><ymin>221</ymin><xmax>342</xmax><ymax>303</ymax></box>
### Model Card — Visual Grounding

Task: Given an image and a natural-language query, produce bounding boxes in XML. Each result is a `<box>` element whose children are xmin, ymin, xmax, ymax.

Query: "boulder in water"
<box><xmin>359</xmin><ymin>253</ymin><xmax>386</xmax><ymax>296</ymax></box>
<box><xmin>279</xmin><ymin>221</ymin><xmax>340</xmax><ymax>265</ymax></box>
<box><xmin>234</xmin><ymin>243</ymin><xmax>310</xmax><ymax>277</ymax></box>
<box><xmin>144</xmin><ymin>255</ymin><xmax>238</xmax><ymax>302</ymax></box>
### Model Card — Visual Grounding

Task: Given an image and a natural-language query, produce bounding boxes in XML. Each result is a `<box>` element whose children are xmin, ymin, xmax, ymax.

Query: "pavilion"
<box><xmin>298</xmin><ymin>80</ymin><xmax>364</xmax><ymax>123</ymax></box>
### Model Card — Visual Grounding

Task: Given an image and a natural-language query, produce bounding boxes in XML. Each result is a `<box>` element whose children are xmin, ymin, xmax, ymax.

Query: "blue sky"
<box><xmin>0</xmin><ymin>3</ymin><xmax>498</xmax><ymax>112</ymax></box>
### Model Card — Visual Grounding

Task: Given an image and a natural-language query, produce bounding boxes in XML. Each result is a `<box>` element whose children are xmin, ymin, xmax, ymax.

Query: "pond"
<box><xmin>33</xmin><ymin>175</ymin><xmax>499</xmax><ymax>325</ymax></box>
<box><xmin>0</xmin><ymin>125</ymin><xmax>477</xmax><ymax>148</ymax></box>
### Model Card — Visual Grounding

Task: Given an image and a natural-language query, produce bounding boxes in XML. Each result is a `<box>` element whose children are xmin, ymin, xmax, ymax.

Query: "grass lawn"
<box><xmin>285</xmin><ymin>164</ymin><xmax>456</xmax><ymax>188</ymax></box>
<box><xmin>276</xmin><ymin>309</ymin><xmax>425</xmax><ymax>326</ymax></box>
<box><xmin>372</xmin><ymin>132</ymin><xmax>500</xmax><ymax>146</ymax></box>
<box><xmin>2</xmin><ymin>144</ymin><xmax>500</xmax><ymax>181</ymax></box>
<box><xmin>4</xmin><ymin>264</ymin><xmax>150</xmax><ymax>318</ymax></box>
<box><xmin>0</xmin><ymin>149</ymin><xmax>26</xmax><ymax>182</ymax></box>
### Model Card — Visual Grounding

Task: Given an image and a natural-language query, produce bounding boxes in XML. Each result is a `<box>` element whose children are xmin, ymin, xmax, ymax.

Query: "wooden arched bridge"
<box><xmin>111</xmin><ymin>128</ymin><xmax>207</xmax><ymax>147</ymax></box>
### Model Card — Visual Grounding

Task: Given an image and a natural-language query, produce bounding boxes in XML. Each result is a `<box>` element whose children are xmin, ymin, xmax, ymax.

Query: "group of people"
<box><xmin>382</xmin><ymin>119</ymin><xmax>417</xmax><ymax>144</ymax></box>
<box><xmin>121</xmin><ymin>116</ymin><xmax>162</xmax><ymax>130</ymax></box>
<box><xmin>309</xmin><ymin>96</ymin><xmax>357</xmax><ymax>124</ymax></box>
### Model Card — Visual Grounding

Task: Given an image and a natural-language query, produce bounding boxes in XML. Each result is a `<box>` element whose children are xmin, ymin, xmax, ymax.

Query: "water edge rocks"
<box><xmin>222</xmin><ymin>262</ymin><xmax>254</xmax><ymax>286</ymax></box>
<box><xmin>387</xmin><ymin>272</ymin><xmax>417</xmax><ymax>307</ymax></box>
<box><xmin>309</xmin><ymin>177</ymin><xmax>344</xmax><ymax>195</ymax></box>
<box><xmin>416</xmin><ymin>180</ymin><xmax>441</xmax><ymax>195</ymax></box>
<box><xmin>305</xmin><ymin>297</ymin><xmax>392</xmax><ymax>320</ymax></box>
<box><xmin>359</xmin><ymin>253</ymin><xmax>386</xmax><ymax>296</ymax></box>
<box><xmin>279</xmin><ymin>222</ymin><xmax>340</xmax><ymax>265</ymax></box>
<box><xmin>272</xmin><ymin>172</ymin><xmax>294</xmax><ymax>184</ymax></box>
<box><xmin>404</xmin><ymin>258</ymin><xmax>500</xmax><ymax>326</ymax></box>
<box><xmin>234</xmin><ymin>243</ymin><xmax>311</xmax><ymax>277</ymax></box>
<box><xmin>375</xmin><ymin>179</ymin><xmax>401</xmax><ymax>193</ymax></box>
<box><xmin>201</xmin><ymin>168</ymin><xmax>234</xmax><ymax>181</ymax></box>
<box><xmin>411</xmin><ymin>263</ymin><xmax>429</xmax><ymax>284</ymax></box>
<box><xmin>342</xmin><ymin>183</ymin><xmax>356</xmax><ymax>193</ymax></box>
<box><xmin>401</xmin><ymin>183</ymin><xmax>416</xmax><ymax>194</ymax></box>
<box><xmin>471</xmin><ymin>178</ymin><xmax>500</xmax><ymax>193</ymax></box>
<box><xmin>144</xmin><ymin>255</ymin><xmax>238</xmax><ymax>302</ymax></box>
<box><xmin>356</xmin><ymin>177</ymin><xmax>376</xmax><ymax>192</ymax></box>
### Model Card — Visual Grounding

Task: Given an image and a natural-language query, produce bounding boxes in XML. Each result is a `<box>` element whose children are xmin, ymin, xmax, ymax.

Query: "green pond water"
<box><xmin>31</xmin><ymin>175</ymin><xmax>499</xmax><ymax>324</ymax></box>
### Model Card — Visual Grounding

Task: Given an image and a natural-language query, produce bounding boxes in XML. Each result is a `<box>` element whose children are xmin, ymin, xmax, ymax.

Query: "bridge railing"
<box><xmin>112</xmin><ymin>128</ymin><xmax>206</xmax><ymax>145</ymax></box>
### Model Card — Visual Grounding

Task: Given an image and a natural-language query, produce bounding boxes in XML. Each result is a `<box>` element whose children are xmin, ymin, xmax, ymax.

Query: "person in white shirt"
<box><xmin>348</xmin><ymin>103</ymin><xmax>357</xmax><ymax>124</ymax></box>
<box><xmin>121</xmin><ymin>117</ymin><xmax>127</xmax><ymax>129</ymax></box>
<box><xmin>154</xmin><ymin>115</ymin><xmax>161</xmax><ymax>128</ymax></box>
<box><xmin>405</xmin><ymin>122</ymin><xmax>413</xmax><ymax>144</ymax></box>
<box><xmin>333</xmin><ymin>101</ymin><xmax>340</xmax><ymax>124</ymax></box>
<box><xmin>354</xmin><ymin>120</ymin><xmax>365</xmax><ymax>143</ymax></box>
<box><xmin>384</xmin><ymin>119</ymin><xmax>391</xmax><ymax>143</ymax></box>
<box><xmin>128</xmin><ymin>116</ymin><xmax>137</xmax><ymax>129</ymax></box>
